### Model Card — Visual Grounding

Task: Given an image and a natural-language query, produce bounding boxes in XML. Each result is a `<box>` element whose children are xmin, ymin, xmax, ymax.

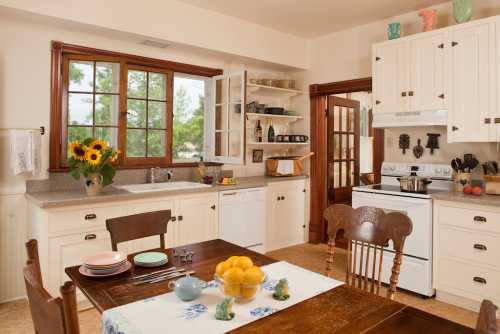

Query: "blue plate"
<box><xmin>133</xmin><ymin>252</ymin><xmax>168</xmax><ymax>267</ymax></box>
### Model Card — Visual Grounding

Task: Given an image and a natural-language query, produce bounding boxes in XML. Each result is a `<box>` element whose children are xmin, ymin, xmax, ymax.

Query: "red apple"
<box><xmin>463</xmin><ymin>185</ymin><xmax>473</xmax><ymax>195</ymax></box>
<box><xmin>472</xmin><ymin>186</ymin><xmax>482</xmax><ymax>196</ymax></box>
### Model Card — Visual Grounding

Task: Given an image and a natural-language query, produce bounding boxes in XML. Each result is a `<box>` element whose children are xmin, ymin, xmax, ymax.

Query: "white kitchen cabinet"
<box><xmin>372</xmin><ymin>42</ymin><xmax>408</xmax><ymax>114</ymax></box>
<box><xmin>446</xmin><ymin>22</ymin><xmax>493</xmax><ymax>142</ymax></box>
<box><xmin>175</xmin><ymin>193</ymin><xmax>218</xmax><ymax>247</ymax></box>
<box><xmin>409</xmin><ymin>33</ymin><xmax>445</xmax><ymax>112</ymax></box>
<box><xmin>266</xmin><ymin>180</ymin><xmax>307</xmax><ymax>252</ymax></box>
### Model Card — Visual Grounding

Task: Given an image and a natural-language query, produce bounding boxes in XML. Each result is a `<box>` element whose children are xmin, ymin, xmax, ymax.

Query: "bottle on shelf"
<box><xmin>254</xmin><ymin>119</ymin><xmax>263</xmax><ymax>142</ymax></box>
<box><xmin>268</xmin><ymin>120</ymin><xmax>275</xmax><ymax>143</ymax></box>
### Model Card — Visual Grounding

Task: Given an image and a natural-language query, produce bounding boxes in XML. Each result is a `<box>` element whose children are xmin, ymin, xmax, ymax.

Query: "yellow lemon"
<box><xmin>215</xmin><ymin>261</ymin><xmax>231</xmax><ymax>277</ymax></box>
<box><xmin>223</xmin><ymin>283</ymin><xmax>241</xmax><ymax>297</ymax></box>
<box><xmin>233</xmin><ymin>256</ymin><xmax>253</xmax><ymax>271</ymax></box>
<box><xmin>241</xmin><ymin>286</ymin><xmax>258</xmax><ymax>299</ymax></box>
<box><xmin>223</xmin><ymin>267</ymin><xmax>244</xmax><ymax>284</ymax></box>
<box><xmin>243</xmin><ymin>266</ymin><xmax>264</xmax><ymax>285</ymax></box>
<box><xmin>226</xmin><ymin>256</ymin><xmax>240</xmax><ymax>267</ymax></box>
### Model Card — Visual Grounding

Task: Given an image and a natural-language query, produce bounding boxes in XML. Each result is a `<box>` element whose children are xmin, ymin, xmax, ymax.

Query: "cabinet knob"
<box><xmin>473</xmin><ymin>244</ymin><xmax>487</xmax><ymax>251</ymax></box>
<box><xmin>451</xmin><ymin>41</ymin><xmax>459</xmax><ymax>47</ymax></box>
<box><xmin>281</xmin><ymin>196</ymin><xmax>285</xmax><ymax>200</ymax></box>
<box><xmin>277</xmin><ymin>196</ymin><xmax>281</xmax><ymax>201</ymax></box>
<box><xmin>178</xmin><ymin>215</ymin><xmax>183</xmax><ymax>221</ymax></box>
<box><xmin>84</xmin><ymin>234</ymin><xmax>97</xmax><ymax>240</ymax></box>
<box><xmin>437</xmin><ymin>43</ymin><xmax>444</xmax><ymax>49</ymax></box>
<box><xmin>375</xmin><ymin>100</ymin><xmax>381</xmax><ymax>105</ymax></box>
<box><xmin>495</xmin><ymin>118</ymin><xmax>500</xmax><ymax>124</ymax></box>
<box><xmin>452</xmin><ymin>126</ymin><xmax>459</xmax><ymax>132</ymax></box>
<box><xmin>473</xmin><ymin>216</ymin><xmax>487</xmax><ymax>223</ymax></box>
<box><xmin>438</xmin><ymin>94</ymin><xmax>445</xmax><ymax>99</ymax></box>
<box><xmin>401</xmin><ymin>92</ymin><xmax>407</xmax><ymax>97</ymax></box>
<box><xmin>408</xmin><ymin>91</ymin><xmax>414</xmax><ymax>97</ymax></box>
<box><xmin>211</xmin><ymin>204</ymin><xmax>216</xmax><ymax>210</ymax></box>
<box><xmin>171</xmin><ymin>216</ymin><xmax>177</xmax><ymax>222</ymax></box>
<box><xmin>485</xmin><ymin>118</ymin><xmax>492</xmax><ymax>124</ymax></box>
<box><xmin>375</xmin><ymin>56</ymin><xmax>381</xmax><ymax>61</ymax></box>
<box><xmin>473</xmin><ymin>276</ymin><xmax>487</xmax><ymax>284</ymax></box>
<box><xmin>84</xmin><ymin>214</ymin><xmax>97</xmax><ymax>220</ymax></box>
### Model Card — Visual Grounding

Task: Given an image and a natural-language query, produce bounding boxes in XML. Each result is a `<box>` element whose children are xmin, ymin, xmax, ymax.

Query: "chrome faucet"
<box><xmin>150</xmin><ymin>167</ymin><xmax>173</xmax><ymax>183</ymax></box>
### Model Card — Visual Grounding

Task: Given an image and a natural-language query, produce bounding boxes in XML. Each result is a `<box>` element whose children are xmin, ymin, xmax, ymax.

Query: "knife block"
<box><xmin>453</xmin><ymin>172</ymin><xmax>471</xmax><ymax>192</ymax></box>
<box><xmin>484</xmin><ymin>175</ymin><xmax>500</xmax><ymax>195</ymax></box>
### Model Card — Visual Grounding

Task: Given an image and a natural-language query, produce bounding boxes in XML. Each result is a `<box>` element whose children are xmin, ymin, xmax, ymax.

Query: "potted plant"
<box><xmin>68</xmin><ymin>138</ymin><xmax>120</xmax><ymax>196</ymax></box>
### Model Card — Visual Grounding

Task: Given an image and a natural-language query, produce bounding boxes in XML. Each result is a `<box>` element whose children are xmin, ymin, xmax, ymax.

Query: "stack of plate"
<box><xmin>80</xmin><ymin>251</ymin><xmax>131</xmax><ymax>277</ymax></box>
<box><xmin>133</xmin><ymin>252</ymin><xmax>168</xmax><ymax>267</ymax></box>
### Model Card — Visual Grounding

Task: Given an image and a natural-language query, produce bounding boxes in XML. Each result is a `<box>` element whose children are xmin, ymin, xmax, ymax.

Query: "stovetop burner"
<box><xmin>353</xmin><ymin>184</ymin><xmax>449</xmax><ymax>199</ymax></box>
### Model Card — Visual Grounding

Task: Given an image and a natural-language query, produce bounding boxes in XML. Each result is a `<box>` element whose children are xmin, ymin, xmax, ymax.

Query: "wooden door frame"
<box><xmin>308</xmin><ymin>77</ymin><xmax>384</xmax><ymax>243</ymax></box>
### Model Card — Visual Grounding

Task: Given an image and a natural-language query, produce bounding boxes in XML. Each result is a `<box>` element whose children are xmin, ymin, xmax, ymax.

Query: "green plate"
<box><xmin>133</xmin><ymin>252</ymin><xmax>168</xmax><ymax>267</ymax></box>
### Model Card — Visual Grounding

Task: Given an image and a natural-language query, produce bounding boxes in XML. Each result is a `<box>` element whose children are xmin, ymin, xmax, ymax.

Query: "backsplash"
<box><xmin>26</xmin><ymin>166</ymin><xmax>224</xmax><ymax>193</ymax></box>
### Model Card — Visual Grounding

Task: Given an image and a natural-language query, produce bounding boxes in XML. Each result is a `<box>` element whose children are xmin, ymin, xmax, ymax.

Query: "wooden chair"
<box><xmin>324</xmin><ymin>204</ymin><xmax>413</xmax><ymax>300</ymax></box>
<box><xmin>23</xmin><ymin>260</ymin><xmax>80</xmax><ymax>334</ymax></box>
<box><xmin>105</xmin><ymin>210</ymin><xmax>171</xmax><ymax>251</ymax></box>
<box><xmin>475</xmin><ymin>299</ymin><xmax>498</xmax><ymax>334</ymax></box>
<box><xmin>25</xmin><ymin>239</ymin><xmax>43</xmax><ymax>286</ymax></box>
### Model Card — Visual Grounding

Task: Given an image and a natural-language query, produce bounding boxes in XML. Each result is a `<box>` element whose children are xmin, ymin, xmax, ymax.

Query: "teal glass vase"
<box><xmin>388</xmin><ymin>22</ymin><xmax>401</xmax><ymax>40</ymax></box>
<box><xmin>453</xmin><ymin>0</ymin><xmax>472</xmax><ymax>23</ymax></box>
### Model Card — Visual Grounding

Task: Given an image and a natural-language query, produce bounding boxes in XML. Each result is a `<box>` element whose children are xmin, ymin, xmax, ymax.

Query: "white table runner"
<box><xmin>102</xmin><ymin>261</ymin><xmax>344</xmax><ymax>334</ymax></box>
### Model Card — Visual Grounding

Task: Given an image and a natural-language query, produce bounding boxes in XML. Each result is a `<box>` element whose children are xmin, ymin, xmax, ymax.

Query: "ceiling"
<box><xmin>178</xmin><ymin>0</ymin><xmax>449</xmax><ymax>38</ymax></box>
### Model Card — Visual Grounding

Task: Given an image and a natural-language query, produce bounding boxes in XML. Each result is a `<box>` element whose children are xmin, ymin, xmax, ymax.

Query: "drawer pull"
<box><xmin>84</xmin><ymin>214</ymin><xmax>97</xmax><ymax>220</ymax></box>
<box><xmin>473</xmin><ymin>276</ymin><xmax>487</xmax><ymax>284</ymax></box>
<box><xmin>84</xmin><ymin>234</ymin><xmax>97</xmax><ymax>240</ymax></box>
<box><xmin>473</xmin><ymin>216</ymin><xmax>487</xmax><ymax>223</ymax></box>
<box><xmin>473</xmin><ymin>244</ymin><xmax>487</xmax><ymax>251</ymax></box>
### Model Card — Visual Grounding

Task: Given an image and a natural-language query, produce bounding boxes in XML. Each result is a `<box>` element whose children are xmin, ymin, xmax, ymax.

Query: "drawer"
<box><xmin>438</xmin><ymin>226</ymin><xmax>500</xmax><ymax>268</ymax></box>
<box><xmin>437</xmin><ymin>204</ymin><xmax>500</xmax><ymax>234</ymax></box>
<box><xmin>438</xmin><ymin>258</ymin><xmax>500</xmax><ymax>303</ymax></box>
<box><xmin>48</xmin><ymin>205</ymin><xmax>124</xmax><ymax>236</ymax></box>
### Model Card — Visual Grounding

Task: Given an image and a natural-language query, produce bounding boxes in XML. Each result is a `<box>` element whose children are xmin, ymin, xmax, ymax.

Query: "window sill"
<box><xmin>49</xmin><ymin>162</ymin><xmax>223</xmax><ymax>173</ymax></box>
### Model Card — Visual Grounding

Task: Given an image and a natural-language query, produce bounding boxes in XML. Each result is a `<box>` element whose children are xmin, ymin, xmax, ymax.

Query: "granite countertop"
<box><xmin>26</xmin><ymin>175</ymin><xmax>308</xmax><ymax>209</ymax></box>
<box><xmin>432</xmin><ymin>191</ymin><xmax>500</xmax><ymax>207</ymax></box>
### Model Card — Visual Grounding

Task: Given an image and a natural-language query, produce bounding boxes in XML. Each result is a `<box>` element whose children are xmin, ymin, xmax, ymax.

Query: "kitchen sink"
<box><xmin>115</xmin><ymin>181</ymin><xmax>211</xmax><ymax>193</ymax></box>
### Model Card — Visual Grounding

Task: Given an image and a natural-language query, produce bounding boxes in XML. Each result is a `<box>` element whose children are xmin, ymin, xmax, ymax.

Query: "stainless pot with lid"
<box><xmin>397</xmin><ymin>172</ymin><xmax>432</xmax><ymax>193</ymax></box>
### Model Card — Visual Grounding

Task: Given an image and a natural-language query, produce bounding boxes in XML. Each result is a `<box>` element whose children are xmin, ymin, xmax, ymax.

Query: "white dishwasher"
<box><xmin>219</xmin><ymin>187</ymin><xmax>266</xmax><ymax>254</ymax></box>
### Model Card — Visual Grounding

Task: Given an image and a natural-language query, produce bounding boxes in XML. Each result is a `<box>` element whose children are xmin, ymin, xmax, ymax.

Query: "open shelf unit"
<box><xmin>247</xmin><ymin>142</ymin><xmax>309</xmax><ymax>146</ymax></box>
<box><xmin>246</xmin><ymin>113</ymin><xmax>304</xmax><ymax>122</ymax></box>
<box><xmin>246</xmin><ymin>83</ymin><xmax>303</xmax><ymax>97</ymax></box>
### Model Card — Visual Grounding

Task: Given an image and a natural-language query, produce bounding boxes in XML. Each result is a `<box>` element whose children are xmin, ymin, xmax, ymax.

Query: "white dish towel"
<box><xmin>276</xmin><ymin>159</ymin><xmax>294</xmax><ymax>175</ymax></box>
<box><xmin>9</xmin><ymin>130</ymin><xmax>41</xmax><ymax>176</ymax></box>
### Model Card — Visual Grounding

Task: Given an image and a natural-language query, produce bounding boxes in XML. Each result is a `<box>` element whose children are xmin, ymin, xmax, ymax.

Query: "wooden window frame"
<box><xmin>50</xmin><ymin>41</ymin><xmax>223</xmax><ymax>171</ymax></box>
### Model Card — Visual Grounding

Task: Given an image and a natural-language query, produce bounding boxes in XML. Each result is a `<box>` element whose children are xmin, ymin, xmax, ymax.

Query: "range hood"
<box><xmin>372</xmin><ymin>109</ymin><xmax>447</xmax><ymax>128</ymax></box>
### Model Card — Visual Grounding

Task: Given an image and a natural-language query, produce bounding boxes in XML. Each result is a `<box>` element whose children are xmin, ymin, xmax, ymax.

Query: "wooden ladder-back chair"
<box><xmin>324</xmin><ymin>204</ymin><xmax>413</xmax><ymax>300</ymax></box>
<box><xmin>25</xmin><ymin>239</ymin><xmax>43</xmax><ymax>286</ymax></box>
<box><xmin>24</xmin><ymin>257</ymin><xmax>80</xmax><ymax>334</ymax></box>
<box><xmin>475</xmin><ymin>299</ymin><xmax>498</xmax><ymax>334</ymax></box>
<box><xmin>106</xmin><ymin>210</ymin><xmax>171</xmax><ymax>251</ymax></box>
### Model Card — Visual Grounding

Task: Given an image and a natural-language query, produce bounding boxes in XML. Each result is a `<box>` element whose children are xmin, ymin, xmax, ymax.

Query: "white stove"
<box><xmin>352</xmin><ymin>162</ymin><xmax>454</xmax><ymax>297</ymax></box>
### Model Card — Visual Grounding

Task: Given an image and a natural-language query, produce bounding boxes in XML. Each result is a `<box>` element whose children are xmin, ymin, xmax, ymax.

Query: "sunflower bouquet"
<box><xmin>68</xmin><ymin>138</ymin><xmax>119</xmax><ymax>189</ymax></box>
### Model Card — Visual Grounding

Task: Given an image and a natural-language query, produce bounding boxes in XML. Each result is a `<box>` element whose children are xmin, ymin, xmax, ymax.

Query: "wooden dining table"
<box><xmin>66</xmin><ymin>239</ymin><xmax>474</xmax><ymax>333</ymax></box>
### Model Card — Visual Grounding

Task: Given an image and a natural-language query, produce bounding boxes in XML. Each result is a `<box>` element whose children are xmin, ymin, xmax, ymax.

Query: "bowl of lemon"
<box><xmin>214</xmin><ymin>256</ymin><xmax>266</xmax><ymax>301</ymax></box>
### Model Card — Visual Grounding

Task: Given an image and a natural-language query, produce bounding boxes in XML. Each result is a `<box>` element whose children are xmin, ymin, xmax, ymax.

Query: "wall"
<box><xmin>0</xmin><ymin>0</ymin><xmax>308</xmax><ymax>69</ymax></box>
<box><xmin>306</xmin><ymin>0</ymin><xmax>500</xmax><ymax>165</ymax></box>
<box><xmin>0</xmin><ymin>13</ymin><xmax>304</xmax><ymax>302</ymax></box>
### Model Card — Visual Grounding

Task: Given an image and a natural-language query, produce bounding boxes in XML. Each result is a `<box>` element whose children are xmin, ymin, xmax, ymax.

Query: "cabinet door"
<box><xmin>127</xmin><ymin>199</ymin><xmax>176</xmax><ymax>250</ymax></box>
<box><xmin>267</xmin><ymin>182</ymin><xmax>306</xmax><ymax>251</ymax></box>
<box><xmin>48</xmin><ymin>230</ymin><xmax>111</xmax><ymax>300</ymax></box>
<box><xmin>176</xmin><ymin>194</ymin><xmax>218</xmax><ymax>247</ymax></box>
<box><xmin>373</xmin><ymin>42</ymin><xmax>409</xmax><ymax>114</ymax></box>
<box><xmin>409</xmin><ymin>33</ymin><xmax>445</xmax><ymax>112</ymax></box>
<box><xmin>447</xmin><ymin>23</ymin><xmax>492</xmax><ymax>142</ymax></box>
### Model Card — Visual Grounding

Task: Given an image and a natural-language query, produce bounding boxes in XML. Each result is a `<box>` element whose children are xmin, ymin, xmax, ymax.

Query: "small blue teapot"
<box><xmin>168</xmin><ymin>274</ymin><xmax>206</xmax><ymax>301</ymax></box>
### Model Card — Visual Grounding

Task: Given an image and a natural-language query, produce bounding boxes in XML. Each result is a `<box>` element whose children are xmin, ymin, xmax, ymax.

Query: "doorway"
<box><xmin>309</xmin><ymin>78</ymin><xmax>384</xmax><ymax>244</ymax></box>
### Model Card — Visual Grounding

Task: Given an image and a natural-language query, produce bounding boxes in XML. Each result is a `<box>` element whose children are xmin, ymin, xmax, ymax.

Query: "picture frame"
<box><xmin>252</xmin><ymin>149</ymin><xmax>264</xmax><ymax>163</ymax></box>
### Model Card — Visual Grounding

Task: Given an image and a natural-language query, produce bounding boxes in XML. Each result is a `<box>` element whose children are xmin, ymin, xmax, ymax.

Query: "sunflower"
<box><xmin>69</xmin><ymin>141</ymin><xmax>86</xmax><ymax>161</ymax></box>
<box><xmin>89</xmin><ymin>139</ymin><xmax>108</xmax><ymax>151</ymax></box>
<box><xmin>85</xmin><ymin>149</ymin><xmax>102</xmax><ymax>165</ymax></box>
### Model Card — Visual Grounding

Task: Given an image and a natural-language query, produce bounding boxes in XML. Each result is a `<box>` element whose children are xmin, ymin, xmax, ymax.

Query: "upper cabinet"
<box><xmin>372</xmin><ymin>16</ymin><xmax>500</xmax><ymax>143</ymax></box>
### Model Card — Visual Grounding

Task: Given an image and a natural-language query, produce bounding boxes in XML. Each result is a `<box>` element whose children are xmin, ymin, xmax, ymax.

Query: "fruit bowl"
<box><xmin>214</xmin><ymin>274</ymin><xmax>264</xmax><ymax>301</ymax></box>
<box><xmin>214</xmin><ymin>256</ymin><xmax>266</xmax><ymax>301</ymax></box>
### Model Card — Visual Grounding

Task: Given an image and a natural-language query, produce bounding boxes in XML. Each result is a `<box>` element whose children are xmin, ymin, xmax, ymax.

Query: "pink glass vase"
<box><xmin>419</xmin><ymin>9</ymin><xmax>437</xmax><ymax>32</ymax></box>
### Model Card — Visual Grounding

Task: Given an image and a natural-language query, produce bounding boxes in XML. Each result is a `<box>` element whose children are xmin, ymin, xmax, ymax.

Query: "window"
<box><xmin>50</xmin><ymin>42</ymin><xmax>223</xmax><ymax>170</ymax></box>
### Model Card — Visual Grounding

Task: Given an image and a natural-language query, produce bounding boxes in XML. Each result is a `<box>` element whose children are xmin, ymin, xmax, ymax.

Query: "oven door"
<box><xmin>351</xmin><ymin>190</ymin><xmax>432</xmax><ymax>260</ymax></box>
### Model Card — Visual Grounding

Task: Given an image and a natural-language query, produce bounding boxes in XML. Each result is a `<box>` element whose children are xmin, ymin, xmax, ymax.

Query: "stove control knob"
<box><xmin>443</xmin><ymin>169</ymin><xmax>451</xmax><ymax>175</ymax></box>
<box><xmin>435</xmin><ymin>168</ymin><xmax>442</xmax><ymax>175</ymax></box>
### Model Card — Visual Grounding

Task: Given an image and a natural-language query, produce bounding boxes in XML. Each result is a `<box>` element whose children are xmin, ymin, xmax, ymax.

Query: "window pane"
<box><xmin>95</xmin><ymin>94</ymin><xmax>119</xmax><ymax>126</ymax></box>
<box><xmin>334</xmin><ymin>106</ymin><xmax>340</xmax><ymax>132</ymax></box>
<box><xmin>67</xmin><ymin>127</ymin><xmax>92</xmax><ymax>156</ymax></box>
<box><xmin>173</xmin><ymin>75</ymin><xmax>205</xmax><ymax>162</ymax></box>
<box><xmin>228</xmin><ymin>131</ymin><xmax>241</xmax><ymax>157</ymax></box>
<box><xmin>215</xmin><ymin>78</ymin><xmax>227</xmax><ymax>104</ymax></box>
<box><xmin>95</xmin><ymin>127</ymin><xmax>118</xmax><ymax>148</ymax></box>
<box><xmin>68</xmin><ymin>93</ymin><xmax>93</xmax><ymax>125</ymax></box>
<box><xmin>148</xmin><ymin>101</ymin><xmax>166</xmax><ymax>129</ymax></box>
<box><xmin>126</xmin><ymin>129</ymin><xmax>146</xmax><ymax>157</ymax></box>
<box><xmin>69</xmin><ymin>60</ymin><xmax>93</xmax><ymax>92</ymax></box>
<box><xmin>148</xmin><ymin>72</ymin><xmax>167</xmax><ymax>101</ymax></box>
<box><xmin>147</xmin><ymin>130</ymin><xmax>166</xmax><ymax>157</ymax></box>
<box><xmin>229</xmin><ymin>75</ymin><xmax>242</xmax><ymax>104</ymax></box>
<box><xmin>127</xmin><ymin>99</ymin><xmax>146</xmax><ymax>128</ymax></box>
<box><xmin>229</xmin><ymin>104</ymin><xmax>242</xmax><ymax>131</ymax></box>
<box><xmin>127</xmin><ymin>70</ymin><xmax>147</xmax><ymax>98</ymax></box>
<box><xmin>96</xmin><ymin>62</ymin><xmax>119</xmax><ymax>93</ymax></box>
<box><xmin>215</xmin><ymin>105</ymin><xmax>226</xmax><ymax>131</ymax></box>
<box><xmin>215</xmin><ymin>132</ymin><xmax>227</xmax><ymax>157</ymax></box>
